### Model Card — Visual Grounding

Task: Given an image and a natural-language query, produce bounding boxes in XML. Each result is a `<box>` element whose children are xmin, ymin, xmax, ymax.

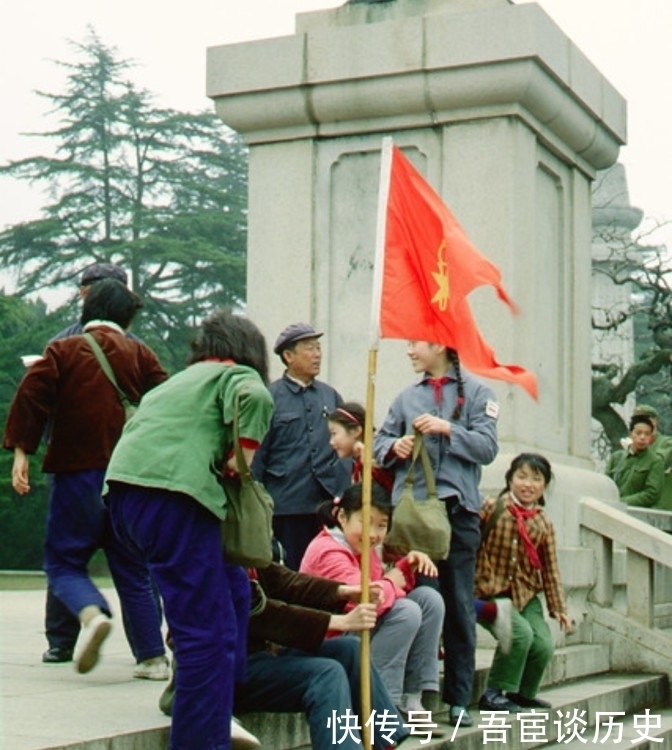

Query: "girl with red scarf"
<box><xmin>475</xmin><ymin>453</ymin><xmax>573</xmax><ymax>712</ymax></box>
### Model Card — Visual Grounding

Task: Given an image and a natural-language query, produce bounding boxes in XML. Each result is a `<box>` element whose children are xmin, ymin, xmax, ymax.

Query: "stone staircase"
<box><xmin>4</xmin><ymin>586</ymin><xmax>671</xmax><ymax>750</ymax></box>
<box><xmin>236</xmin><ymin>512</ymin><xmax>672</xmax><ymax>750</ymax></box>
<box><xmin>239</xmin><ymin>494</ymin><xmax>672</xmax><ymax>750</ymax></box>
<box><xmin>6</xmin><ymin>495</ymin><xmax>672</xmax><ymax>750</ymax></box>
<box><xmin>236</xmin><ymin>641</ymin><xmax>671</xmax><ymax>750</ymax></box>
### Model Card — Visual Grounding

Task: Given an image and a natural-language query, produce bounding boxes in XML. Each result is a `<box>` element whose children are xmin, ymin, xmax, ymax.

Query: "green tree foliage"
<box><xmin>0</xmin><ymin>296</ymin><xmax>72</xmax><ymax>570</ymax></box>
<box><xmin>0</xmin><ymin>30</ymin><xmax>248</xmax><ymax>371</ymax></box>
<box><xmin>0</xmin><ymin>30</ymin><xmax>249</xmax><ymax>567</ymax></box>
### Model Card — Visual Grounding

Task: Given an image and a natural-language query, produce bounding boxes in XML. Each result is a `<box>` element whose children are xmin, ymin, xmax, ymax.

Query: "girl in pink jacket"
<box><xmin>300</xmin><ymin>482</ymin><xmax>444</xmax><ymax>715</ymax></box>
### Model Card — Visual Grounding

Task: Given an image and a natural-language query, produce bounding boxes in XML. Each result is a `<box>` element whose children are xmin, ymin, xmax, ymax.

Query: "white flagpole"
<box><xmin>369</xmin><ymin>136</ymin><xmax>394</xmax><ymax>350</ymax></box>
<box><xmin>360</xmin><ymin>136</ymin><xmax>394</xmax><ymax>748</ymax></box>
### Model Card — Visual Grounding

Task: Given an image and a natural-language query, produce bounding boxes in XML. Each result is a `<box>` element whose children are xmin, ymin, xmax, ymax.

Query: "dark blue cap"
<box><xmin>273</xmin><ymin>323</ymin><xmax>323</xmax><ymax>354</ymax></box>
<box><xmin>80</xmin><ymin>263</ymin><xmax>128</xmax><ymax>286</ymax></box>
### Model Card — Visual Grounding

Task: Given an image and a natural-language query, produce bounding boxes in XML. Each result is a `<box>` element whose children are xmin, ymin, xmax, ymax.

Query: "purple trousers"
<box><xmin>107</xmin><ymin>482</ymin><xmax>249</xmax><ymax>750</ymax></box>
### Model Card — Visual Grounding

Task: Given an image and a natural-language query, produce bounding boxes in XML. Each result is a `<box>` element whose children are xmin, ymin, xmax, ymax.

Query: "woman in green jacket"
<box><xmin>105</xmin><ymin>310</ymin><xmax>274</xmax><ymax>750</ymax></box>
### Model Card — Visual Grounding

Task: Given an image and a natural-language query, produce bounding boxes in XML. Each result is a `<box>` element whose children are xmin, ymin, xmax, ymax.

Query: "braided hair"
<box><xmin>446</xmin><ymin>348</ymin><xmax>465</xmax><ymax>420</ymax></box>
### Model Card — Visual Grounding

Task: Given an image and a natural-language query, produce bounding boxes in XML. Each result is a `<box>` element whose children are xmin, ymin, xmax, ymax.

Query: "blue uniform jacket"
<box><xmin>373</xmin><ymin>370</ymin><xmax>499</xmax><ymax>513</ymax></box>
<box><xmin>252</xmin><ymin>373</ymin><xmax>351</xmax><ymax>515</ymax></box>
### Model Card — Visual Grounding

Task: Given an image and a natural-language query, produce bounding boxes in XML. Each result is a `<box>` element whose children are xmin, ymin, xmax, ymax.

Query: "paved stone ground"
<box><xmin>0</xmin><ymin>586</ymin><xmax>170</xmax><ymax>750</ymax></box>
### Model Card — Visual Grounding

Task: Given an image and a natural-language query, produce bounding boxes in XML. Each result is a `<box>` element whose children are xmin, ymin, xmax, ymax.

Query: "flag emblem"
<box><xmin>431</xmin><ymin>239</ymin><xmax>450</xmax><ymax>311</ymax></box>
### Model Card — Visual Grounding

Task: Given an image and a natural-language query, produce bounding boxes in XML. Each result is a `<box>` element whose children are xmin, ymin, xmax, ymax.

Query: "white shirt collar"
<box><xmin>83</xmin><ymin>320</ymin><xmax>125</xmax><ymax>335</ymax></box>
<box><xmin>285</xmin><ymin>372</ymin><xmax>313</xmax><ymax>388</ymax></box>
<box><xmin>510</xmin><ymin>491</ymin><xmax>538</xmax><ymax>509</ymax></box>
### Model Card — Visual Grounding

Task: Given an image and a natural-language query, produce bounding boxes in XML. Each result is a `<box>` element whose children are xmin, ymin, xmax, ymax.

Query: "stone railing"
<box><xmin>579</xmin><ymin>497</ymin><xmax>672</xmax><ymax>629</ymax></box>
<box><xmin>627</xmin><ymin>507</ymin><xmax>672</xmax><ymax>534</ymax></box>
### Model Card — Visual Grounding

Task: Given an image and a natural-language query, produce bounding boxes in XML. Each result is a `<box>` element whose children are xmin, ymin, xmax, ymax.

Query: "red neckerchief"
<box><xmin>508</xmin><ymin>497</ymin><xmax>542</xmax><ymax>570</ymax></box>
<box><xmin>351</xmin><ymin>456</ymin><xmax>394</xmax><ymax>492</ymax></box>
<box><xmin>352</xmin><ymin>457</ymin><xmax>363</xmax><ymax>484</ymax></box>
<box><xmin>427</xmin><ymin>376</ymin><xmax>450</xmax><ymax>405</ymax></box>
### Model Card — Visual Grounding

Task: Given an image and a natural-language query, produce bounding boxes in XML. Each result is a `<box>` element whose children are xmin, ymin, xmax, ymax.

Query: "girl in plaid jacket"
<box><xmin>475</xmin><ymin>453</ymin><xmax>573</xmax><ymax>712</ymax></box>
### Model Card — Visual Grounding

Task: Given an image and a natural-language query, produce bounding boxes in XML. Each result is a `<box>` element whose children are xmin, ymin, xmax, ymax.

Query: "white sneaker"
<box><xmin>74</xmin><ymin>613</ymin><xmax>112</xmax><ymax>674</ymax></box>
<box><xmin>492</xmin><ymin>598</ymin><xmax>513</xmax><ymax>655</ymax></box>
<box><xmin>231</xmin><ymin>716</ymin><xmax>261</xmax><ymax>750</ymax></box>
<box><xmin>134</xmin><ymin>656</ymin><xmax>170</xmax><ymax>681</ymax></box>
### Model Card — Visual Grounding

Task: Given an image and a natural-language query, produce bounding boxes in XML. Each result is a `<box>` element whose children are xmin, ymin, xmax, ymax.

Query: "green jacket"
<box><xmin>651</xmin><ymin>433</ymin><xmax>672</xmax><ymax>510</ymax></box>
<box><xmin>606</xmin><ymin>446</ymin><xmax>664</xmax><ymax>508</ymax></box>
<box><xmin>105</xmin><ymin>361</ymin><xmax>273</xmax><ymax>520</ymax></box>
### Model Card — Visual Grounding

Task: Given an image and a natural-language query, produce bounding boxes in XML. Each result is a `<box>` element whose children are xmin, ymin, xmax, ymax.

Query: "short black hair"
<box><xmin>187</xmin><ymin>309</ymin><xmax>269</xmax><ymax>384</ymax></box>
<box><xmin>81</xmin><ymin>278</ymin><xmax>143</xmax><ymax>329</ymax></box>
<box><xmin>629</xmin><ymin>414</ymin><xmax>654</xmax><ymax>432</ymax></box>
<box><xmin>316</xmin><ymin>482</ymin><xmax>393</xmax><ymax>529</ymax></box>
<box><xmin>501</xmin><ymin>452</ymin><xmax>553</xmax><ymax>506</ymax></box>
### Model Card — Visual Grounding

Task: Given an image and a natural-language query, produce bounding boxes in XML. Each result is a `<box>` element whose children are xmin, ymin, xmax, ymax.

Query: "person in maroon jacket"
<box><xmin>3</xmin><ymin>278</ymin><xmax>168</xmax><ymax>675</ymax></box>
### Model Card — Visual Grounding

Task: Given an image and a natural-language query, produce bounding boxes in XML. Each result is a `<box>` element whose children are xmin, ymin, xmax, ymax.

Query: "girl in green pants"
<box><xmin>475</xmin><ymin>453</ymin><xmax>573</xmax><ymax>712</ymax></box>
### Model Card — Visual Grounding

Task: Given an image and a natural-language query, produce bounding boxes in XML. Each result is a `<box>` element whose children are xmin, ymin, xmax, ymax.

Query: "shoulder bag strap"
<box><xmin>82</xmin><ymin>332</ymin><xmax>133</xmax><ymax>410</ymax></box>
<box><xmin>402</xmin><ymin>429</ymin><xmax>438</xmax><ymax>499</ymax></box>
<box><xmin>231</xmin><ymin>390</ymin><xmax>252</xmax><ymax>482</ymax></box>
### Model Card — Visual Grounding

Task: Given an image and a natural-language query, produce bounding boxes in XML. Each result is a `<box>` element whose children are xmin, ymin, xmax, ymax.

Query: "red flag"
<box><xmin>378</xmin><ymin>145</ymin><xmax>537</xmax><ymax>399</ymax></box>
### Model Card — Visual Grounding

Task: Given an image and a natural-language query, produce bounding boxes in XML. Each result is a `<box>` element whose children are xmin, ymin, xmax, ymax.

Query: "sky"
<box><xmin>1</xmin><ymin>0</ymin><xmax>671</xmax><ymax>249</ymax></box>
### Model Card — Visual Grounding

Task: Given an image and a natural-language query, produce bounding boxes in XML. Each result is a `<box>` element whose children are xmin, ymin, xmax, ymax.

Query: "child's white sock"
<box><xmin>400</xmin><ymin>692</ymin><xmax>424</xmax><ymax>712</ymax></box>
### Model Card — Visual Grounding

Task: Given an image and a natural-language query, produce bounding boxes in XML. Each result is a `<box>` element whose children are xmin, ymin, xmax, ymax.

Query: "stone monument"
<box><xmin>206</xmin><ymin>0</ymin><xmax>626</xmax><ymax>538</ymax></box>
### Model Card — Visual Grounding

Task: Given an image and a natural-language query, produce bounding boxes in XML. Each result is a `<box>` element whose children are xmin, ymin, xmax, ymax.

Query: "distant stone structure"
<box><xmin>591</xmin><ymin>164</ymin><xmax>644</xmax><ymax>464</ymax></box>
<box><xmin>207</xmin><ymin>0</ymin><xmax>625</xmax><ymax>500</ymax></box>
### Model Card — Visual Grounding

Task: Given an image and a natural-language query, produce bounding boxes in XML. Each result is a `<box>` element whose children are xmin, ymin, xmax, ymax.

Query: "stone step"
<box><xmin>238</xmin><ymin>656</ymin><xmax>648</xmax><ymax>750</ymax></box>
<box><xmin>476</xmin><ymin>642</ymin><xmax>611</xmax><ymax>697</ymax></box>
<box><xmin>234</xmin><ymin>643</ymin><xmax>612</xmax><ymax>749</ymax></box>
<box><xmin>558</xmin><ymin>708</ymin><xmax>672</xmax><ymax>749</ymax></box>
<box><xmin>422</xmin><ymin>642</ymin><xmax>611</xmax><ymax>717</ymax></box>
<box><xmin>0</xmin><ymin>585</ymin><xmax>657</xmax><ymax>750</ymax></box>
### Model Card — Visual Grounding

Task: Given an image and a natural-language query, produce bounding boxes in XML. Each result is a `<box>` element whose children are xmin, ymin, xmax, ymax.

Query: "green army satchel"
<box><xmin>385</xmin><ymin>430</ymin><xmax>451</xmax><ymax>560</ymax></box>
<box><xmin>220</xmin><ymin>391</ymin><xmax>274</xmax><ymax>568</ymax></box>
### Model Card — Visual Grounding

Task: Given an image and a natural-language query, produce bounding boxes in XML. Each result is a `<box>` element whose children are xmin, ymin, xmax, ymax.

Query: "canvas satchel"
<box><xmin>220</xmin><ymin>391</ymin><xmax>274</xmax><ymax>568</ymax></box>
<box><xmin>385</xmin><ymin>430</ymin><xmax>451</xmax><ymax>560</ymax></box>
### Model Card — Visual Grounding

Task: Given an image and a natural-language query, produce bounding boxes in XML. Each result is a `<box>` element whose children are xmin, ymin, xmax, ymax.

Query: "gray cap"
<box><xmin>80</xmin><ymin>263</ymin><xmax>128</xmax><ymax>286</ymax></box>
<box><xmin>273</xmin><ymin>323</ymin><xmax>323</xmax><ymax>354</ymax></box>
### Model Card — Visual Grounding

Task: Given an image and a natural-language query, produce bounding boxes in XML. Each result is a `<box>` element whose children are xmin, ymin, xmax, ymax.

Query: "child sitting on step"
<box><xmin>475</xmin><ymin>453</ymin><xmax>573</xmax><ymax>712</ymax></box>
<box><xmin>300</xmin><ymin>482</ymin><xmax>445</xmax><ymax>717</ymax></box>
